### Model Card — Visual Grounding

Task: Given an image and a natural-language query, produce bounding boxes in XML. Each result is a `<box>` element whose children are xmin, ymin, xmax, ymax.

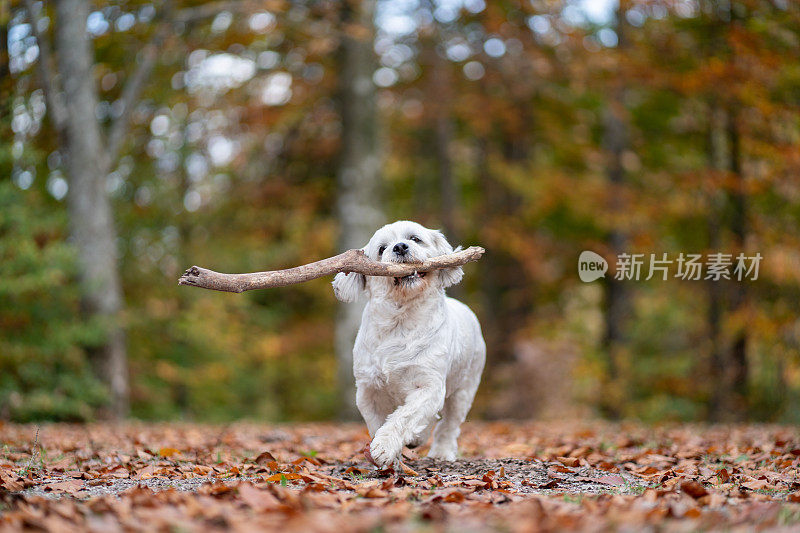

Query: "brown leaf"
<box><xmin>254</xmin><ymin>451</ymin><xmax>277</xmax><ymax>464</ymax></box>
<box><xmin>684</xmin><ymin>507</ymin><xmax>702</xmax><ymax>518</ymax></box>
<box><xmin>594</xmin><ymin>475</ymin><xmax>627</xmax><ymax>487</ymax></box>
<box><xmin>238</xmin><ymin>482</ymin><xmax>281</xmax><ymax>510</ymax></box>
<box><xmin>420</xmin><ymin>502</ymin><xmax>447</xmax><ymax>521</ymax></box>
<box><xmin>204</xmin><ymin>483</ymin><xmax>235</xmax><ymax>496</ymax></box>
<box><xmin>680</xmin><ymin>480</ymin><xmax>709</xmax><ymax>499</ymax></box>
<box><xmin>44</xmin><ymin>479</ymin><xmax>85</xmax><ymax>494</ymax></box>
<box><xmin>400</xmin><ymin>462</ymin><xmax>419</xmax><ymax>476</ymax></box>
<box><xmin>0</xmin><ymin>469</ymin><xmax>25</xmax><ymax>492</ymax></box>
<box><xmin>360</xmin><ymin>487</ymin><xmax>388</xmax><ymax>498</ymax></box>
<box><xmin>556</xmin><ymin>457</ymin><xmax>580</xmax><ymax>467</ymax></box>
<box><xmin>742</xmin><ymin>479</ymin><xmax>769</xmax><ymax>491</ymax></box>
<box><xmin>292</xmin><ymin>456</ymin><xmax>321</xmax><ymax>467</ymax></box>
<box><xmin>598</xmin><ymin>461</ymin><xmax>618</xmax><ymax>472</ymax></box>
<box><xmin>442</xmin><ymin>490</ymin><xmax>466</xmax><ymax>503</ymax></box>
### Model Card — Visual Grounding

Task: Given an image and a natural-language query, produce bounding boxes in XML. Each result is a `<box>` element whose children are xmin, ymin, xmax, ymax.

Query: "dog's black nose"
<box><xmin>393</xmin><ymin>242</ymin><xmax>409</xmax><ymax>256</ymax></box>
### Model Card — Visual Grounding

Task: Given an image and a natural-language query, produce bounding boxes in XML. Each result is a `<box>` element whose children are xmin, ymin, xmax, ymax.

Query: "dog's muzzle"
<box><xmin>393</xmin><ymin>270</ymin><xmax>427</xmax><ymax>287</ymax></box>
<box><xmin>388</xmin><ymin>247</ymin><xmax>427</xmax><ymax>287</ymax></box>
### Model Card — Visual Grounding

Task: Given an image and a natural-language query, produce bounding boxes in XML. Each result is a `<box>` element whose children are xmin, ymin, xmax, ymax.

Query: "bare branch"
<box><xmin>103</xmin><ymin>0</ymin><xmax>260</xmax><ymax>172</ymax></box>
<box><xmin>174</xmin><ymin>0</ymin><xmax>261</xmax><ymax>24</ymax></box>
<box><xmin>23</xmin><ymin>0</ymin><xmax>66</xmax><ymax>132</ymax></box>
<box><xmin>104</xmin><ymin>23</ymin><xmax>170</xmax><ymax>172</ymax></box>
<box><xmin>178</xmin><ymin>246</ymin><xmax>486</xmax><ymax>293</ymax></box>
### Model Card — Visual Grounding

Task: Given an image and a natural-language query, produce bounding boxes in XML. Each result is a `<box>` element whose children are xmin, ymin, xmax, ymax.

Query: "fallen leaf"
<box><xmin>158</xmin><ymin>447</ymin><xmax>180</xmax><ymax>458</ymax></box>
<box><xmin>254</xmin><ymin>451</ymin><xmax>277</xmax><ymax>464</ymax></box>
<box><xmin>593</xmin><ymin>475</ymin><xmax>626</xmax><ymax>487</ymax></box>
<box><xmin>238</xmin><ymin>482</ymin><xmax>280</xmax><ymax>510</ymax></box>
<box><xmin>538</xmin><ymin>479</ymin><xmax>559</xmax><ymax>489</ymax></box>
<box><xmin>264</xmin><ymin>473</ymin><xmax>301</xmax><ymax>483</ymax></box>
<box><xmin>742</xmin><ymin>479</ymin><xmax>770</xmax><ymax>491</ymax></box>
<box><xmin>400</xmin><ymin>462</ymin><xmax>419</xmax><ymax>476</ymax></box>
<box><xmin>680</xmin><ymin>480</ymin><xmax>709</xmax><ymax>499</ymax></box>
<box><xmin>45</xmin><ymin>479</ymin><xmax>85</xmax><ymax>494</ymax></box>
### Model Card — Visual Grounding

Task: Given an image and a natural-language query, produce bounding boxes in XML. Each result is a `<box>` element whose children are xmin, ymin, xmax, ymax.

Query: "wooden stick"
<box><xmin>178</xmin><ymin>246</ymin><xmax>485</xmax><ymax>293</ymax></box>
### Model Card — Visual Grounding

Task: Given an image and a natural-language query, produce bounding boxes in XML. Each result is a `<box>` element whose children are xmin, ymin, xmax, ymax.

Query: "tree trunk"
<box><xmin>475</xmin><ymin>134</ymin><xmax>534</xmax><ymax>419</ymax></box>
<box><xmin>426</xmin><ymin>23</ymin><xmax>457</xmax><ymax>241</ymax></box>
<box><xmin>599</xmin><ymin>2</ymin><xmax>632</xmax><ymax>420</ymax></box>
<box><xmin>600</xmin><ymin>101</ymin><xmax>629</xmax><ymax>420</ymax></box>
<box><xmin>727</xmin><ymin>110</ymin><xmax>748</xmax><ymax>414</ymax></box>
<box><xmin>335</xmin><ymin>0</ymin><xmax>384</xmax><ymax>420</ymax></box>
<box><xmin>435</xmin><ymin>98</ymin><xmax>456</xmax><ymax>241</ymax></box>
<box><xmin>706</xmin><ymin>103</ymin><xmax>748</xmax><ymax>422</ymax></box>
<box><xmin>706</xmin><ymin>103</ymin><xmax>727</xmax><ymax>420</ymax></box>
<box><xmin>703</xmin><ymin>0</ymin><xmax>750</xmax><ymax>421</ymax></box>
<box><xmin>54</xmin><ymin>0</ymin><xmax>128</xmax><ymax>418</ymax></box>
<box><xmin>1</xmin><ymin>4</ymin><xmax>12</xmax><ymax>175</ymax></box>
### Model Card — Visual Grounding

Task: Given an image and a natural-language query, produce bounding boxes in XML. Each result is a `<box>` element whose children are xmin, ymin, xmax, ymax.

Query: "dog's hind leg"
<box><xmin>428</xmin><ymin>381</ymin><xmax>479</xmax><ymax>461</ymax></box>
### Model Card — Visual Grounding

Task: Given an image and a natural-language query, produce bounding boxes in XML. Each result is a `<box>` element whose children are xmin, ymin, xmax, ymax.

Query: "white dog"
<box><xmin>332</xmin><ymin>220</ymin><xmax>485</xmax><ymax>468</ymax></box>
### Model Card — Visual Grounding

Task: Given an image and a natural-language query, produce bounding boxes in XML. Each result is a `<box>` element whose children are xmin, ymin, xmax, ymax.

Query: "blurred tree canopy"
<box><xmin>2</xmin><ymin>0</ymin><xmax>800</xmax><ymax>423</ymax></box>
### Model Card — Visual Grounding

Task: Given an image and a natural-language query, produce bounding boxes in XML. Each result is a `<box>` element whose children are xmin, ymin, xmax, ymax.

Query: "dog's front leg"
<box><xmin>369</xmin><ymin>379</ymin><xmax>445</xmax><ymax>468</ymax></box>
<box><xmin>356</xmin><ymin>386</ymin><xmax>390</xmax><ymax>437</ymax></box>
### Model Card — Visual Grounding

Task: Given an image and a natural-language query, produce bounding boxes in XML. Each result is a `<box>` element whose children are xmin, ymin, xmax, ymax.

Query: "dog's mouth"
<box><xmin>393</xmin><ymin>271</ymin><xmax>427</xmax><ymax>287</ymax></box>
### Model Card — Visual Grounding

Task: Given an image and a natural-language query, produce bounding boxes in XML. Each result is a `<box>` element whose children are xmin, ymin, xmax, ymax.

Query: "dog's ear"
<box><xmin>333</xmin><ymin>243</ymin><xmax>371</xmax><ymax>302</ymax></box>
<box><xmin>430</xmin><ymin>230</ymin><xmax>464</xmax><ymax>289</ymax></box>
<box><xmin>332</xmin><ymin>271</ymin><xmax>366</xmax><ymax>302</ymax></box>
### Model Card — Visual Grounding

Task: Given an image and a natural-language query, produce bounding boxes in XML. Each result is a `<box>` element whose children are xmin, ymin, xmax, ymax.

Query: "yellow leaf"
<box><xmin>158</xmin><ymin>447</ymin><xmax>180</xmax><ymax>458</ymax></box>
<box><xmin>264</xmin><ymin>473</ymin><xmax>301</xmax><ymax>483</ymax></box>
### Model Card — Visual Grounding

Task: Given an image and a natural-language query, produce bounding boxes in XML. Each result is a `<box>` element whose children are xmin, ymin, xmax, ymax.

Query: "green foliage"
<box><xmin>0</xmin><ymin>182</ymin><xmax>107</xmax><ymax>421</ymax></box>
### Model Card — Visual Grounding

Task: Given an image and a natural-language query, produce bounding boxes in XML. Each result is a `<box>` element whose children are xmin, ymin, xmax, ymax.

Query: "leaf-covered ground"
<box><xmin>1</xmin><ymin>421</ymin><xmax>799</xmax><ymax>531</ymax></box>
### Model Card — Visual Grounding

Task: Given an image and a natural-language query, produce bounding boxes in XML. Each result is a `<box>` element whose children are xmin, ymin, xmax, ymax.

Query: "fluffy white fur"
<box><xmin>332</xmin><ymin>221</ymin><xmax>486</xmax><ymax>468</ymax></box>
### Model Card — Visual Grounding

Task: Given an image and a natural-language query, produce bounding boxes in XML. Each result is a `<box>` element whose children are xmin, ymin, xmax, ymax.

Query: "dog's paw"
<box><xmin>427</xmin><ymin>443</ymin><xmax>457</xmax><ymax>461</ymax></box>
<box><xmin>369</xmin><ymin>431</ymin><xmax>403</xmax><ymax>468</ymax></box>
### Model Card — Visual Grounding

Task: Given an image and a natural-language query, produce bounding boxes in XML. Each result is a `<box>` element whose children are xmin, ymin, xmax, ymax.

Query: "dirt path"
<box><xmin>19</xmin><ymin>457</ymin><xmax>642</xmax><ymax>500</ymax></box>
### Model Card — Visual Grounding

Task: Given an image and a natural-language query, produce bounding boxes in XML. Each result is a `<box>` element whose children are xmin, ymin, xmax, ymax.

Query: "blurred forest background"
<box><xmin>2</xmin><ymin>0</ymin><xmax>799</xmax><ymax>424</ymax></box>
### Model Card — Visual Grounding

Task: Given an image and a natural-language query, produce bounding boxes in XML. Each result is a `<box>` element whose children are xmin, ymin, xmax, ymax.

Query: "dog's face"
<box><xmin>332</xmin><ymin>221</ymin><xmax>463</xmax><ymax>303</ymax></box>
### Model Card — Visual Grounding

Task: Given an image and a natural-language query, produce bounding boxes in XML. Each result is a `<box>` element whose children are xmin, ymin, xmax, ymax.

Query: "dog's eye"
<box><xmin>409</xmin><ymin>235</ymin><xmax>422</xmax><ymax>244</ymax></box>
<box><xmin>378</xmin><ymin>245</ymin><xmax>387</xmax><ymax>256</ymax></box>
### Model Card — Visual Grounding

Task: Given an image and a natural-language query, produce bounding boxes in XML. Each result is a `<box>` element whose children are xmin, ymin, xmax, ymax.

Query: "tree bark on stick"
<box><xmin>178</xmin><ymin>246</ymin><xmax>485</xmax><ymax>293</ymax></box>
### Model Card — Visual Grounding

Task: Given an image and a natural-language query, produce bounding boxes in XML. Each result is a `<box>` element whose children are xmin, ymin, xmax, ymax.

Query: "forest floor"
<box><xmin>1</xmin><ymin>421</ymin><xmax>799</xmax><ymax>532</ymax></box>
